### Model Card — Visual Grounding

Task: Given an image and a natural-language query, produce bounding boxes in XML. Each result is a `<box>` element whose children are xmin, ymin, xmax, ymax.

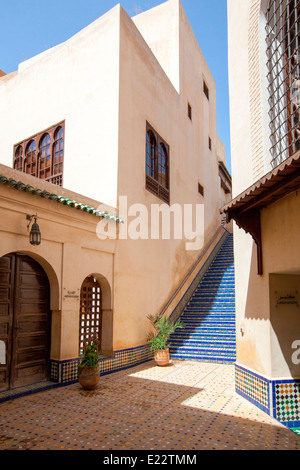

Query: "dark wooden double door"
<box><xmin>0</xmin><ymin>253</ymin><xmax>51</xmax><ymax>391</ymax></box>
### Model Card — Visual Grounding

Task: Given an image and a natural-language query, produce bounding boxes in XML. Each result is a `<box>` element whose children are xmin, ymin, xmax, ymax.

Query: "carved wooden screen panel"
<box><xmin>79</xmin><ymin>276</ymin><xmax>101</xmax><ymax>356</ymax></box>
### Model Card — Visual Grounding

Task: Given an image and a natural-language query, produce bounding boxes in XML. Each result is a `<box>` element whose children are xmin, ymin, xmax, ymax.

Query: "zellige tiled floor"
<box><xmin>0</xmin><ymin>360</ymin><xmax>300</xmax><ymax>451</ymax></box>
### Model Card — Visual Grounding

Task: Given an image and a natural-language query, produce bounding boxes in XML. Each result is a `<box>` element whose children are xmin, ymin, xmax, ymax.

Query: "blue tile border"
<box><xmin>235</xmin><ymin>364</ymin><xmax>270</xmax><ymax>415</ymax></box>
<box><xmin>235</xmin><ymin>364</ymin><xmax>300</xmax><ymax>428</ymax></box>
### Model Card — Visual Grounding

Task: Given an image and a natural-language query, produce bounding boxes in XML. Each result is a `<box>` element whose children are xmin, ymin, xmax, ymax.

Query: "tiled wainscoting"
<box><xmin>50</xmin><ymin>343</ymin><xmax>153</xmax><ymax>385</ymax></box>
<box><xmin>0</xmin><ymin>344</ymin><xmax>153</xmax><ymax>403</ymax></box>
<box><xmin>235</xmin><ymin>363</ymin><xmax>300</xmax><ymax>429</ymax></box>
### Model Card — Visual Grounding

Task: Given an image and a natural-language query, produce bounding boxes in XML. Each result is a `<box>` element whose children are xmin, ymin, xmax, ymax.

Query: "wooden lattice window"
<box><xmin>39</xmin><ymin>133</ymin><xmax>51</xmax><ymax>180</ymax></box>
<box><xmin>52</xmin><ymin>126</ymin><xmax>64</xmax><ymax>185</ymax></box>
<box><xmin>158</xmin><ymin>143</ymin><xmax>168</xmax><ymax>188</ymax></box>
<box><xmin>13</xmin><ymin>121</ymin><xmax>64</xmax><ymax>186</ymax></box>
<box><xmin>79</xmin><ymin>276</ymin><xmax>102</xmax><ymax>356</ymax></box>
<box><xmin>146</xmin><ymin>130</ymin><xmax>156</xmax><ymax>179</ymax></box>
<box><xmin>14</xmin><ymin>145</ymin><xmax>23</xmax><ymax>171</ymax></box>
<box><xmin>25</xmin><ymin>140</ymin><xmax>37</xmax><ymax>176</ymax></box>
<box><xmin>145</xmin><ymin>122</ymin><xmax>170</xmax><ymax>204</ymax></box>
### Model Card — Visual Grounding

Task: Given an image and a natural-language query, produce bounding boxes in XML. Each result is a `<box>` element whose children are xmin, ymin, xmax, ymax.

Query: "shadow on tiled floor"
<box><xmin>0</xmin><ymin>360</ymin><xmax>300</xmax><ymax>450</ymax></box>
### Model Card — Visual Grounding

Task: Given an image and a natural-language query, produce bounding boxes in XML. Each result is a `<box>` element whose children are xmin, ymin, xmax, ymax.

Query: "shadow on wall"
<box><xmin>269</xmin><ymin>273</ymin><xmax>300</xmax><ymax>378</ymax></box>
<box><xmin>242</xmin><ymin>240</ymin><xmax>300</xmax><ymax>378</ymax></box>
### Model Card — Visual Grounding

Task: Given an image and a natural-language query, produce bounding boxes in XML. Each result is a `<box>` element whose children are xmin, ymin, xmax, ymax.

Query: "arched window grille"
<box><xmin>39</xmin><ymin>133</ymin><xmax>51</xmax><ymax>180</ymax></box>
<box><xmin>25</xmin><ymin>140</ymin><xmax>37</xmax><ymax>176</ymax></box>
<box><xmin>52</xmin><ymin>126</ymin><xmax>64</xmax><ymax>186</ymax></box>
<box><xmin>79</xmin><ymin>276</ymin><xmax>102</xmax><ymax>356</ymax></box>
<box><xmin>158</xmin><ymin>143</ymin><xmax>168</xmax><ymax>189</ymax></box>
<box><xmin>266</xmin><ymin>0</ymin><xmax>300</xmax><ymax>167</ymax></box>
<box><xmin>13</xmin><ymin>121</ymin><xmax>64</xmax><ymax>186</ymax></box>
<box><xmin>146</xmin><ymin>130</ymin><xmax>156</xmax><ymax>179</ymax></box>
<box><xmin>14</xmin><ymin>145</ymin><xmax>23</xmax><ymax>171</ymax></box>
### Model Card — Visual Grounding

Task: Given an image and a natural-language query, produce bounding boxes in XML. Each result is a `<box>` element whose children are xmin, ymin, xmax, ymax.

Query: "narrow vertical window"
<box><xmin>158</xmin><ymin>143</ymin><xmax>168</xmax><ymax>189</ymax></box>
<box><xmin>198</xmin><ymin>182</ymin><xmax>204</xmax><ymax>196</ymax></box>
<box><xmin>146</xmin><ymin>130</ymin><xmax>156</xmax><ymax>179</ymax></box>
<box><xmin>39</xmin><ymin>133</ymin><xmax>51</xmax><ymax>180</ymax></box>
<box><xmin>25</xmin><ymin>140</ymin><xmax>37</xmax><ymax>176</ymax></box>
<box><xmin>14</xmin><ymin>145</ymin><xmax>23</xmax><ymax>171</ymax></box>
<box><xmin>145</xmin><ymin>122</ymin><xmax>170</xmax><ymax>204</ymax></box>
<box><xmin>203</xmin><ymin>81</ymin><xmax>209</xmax><ymax>100</ymax></box>
<box><xmin>188</xmin><ymin>103</ymin><xmax>192</xmax><ymax>120</ymax></box>
<box><xmin>53</xmin><ymin>126</ymin><xmax>64</xmax><ymax>185</ymax></box>
<box><xmin>79</xmin><ymin>276</ymin><xmax>102</xmax><ymax>356</ymax></box>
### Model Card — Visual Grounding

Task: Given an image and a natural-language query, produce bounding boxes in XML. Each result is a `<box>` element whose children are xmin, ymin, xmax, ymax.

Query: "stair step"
<box><xmin>168</xmin><ymin>234</ymin><xmax>236</xmax><ymax>363</ymax></box>
<box><xmin>170</xmin><ymin>351</ymin><xmax>235</xmax><ymax>362</ymax></box>
<box><xmin>170</xmin><ymin>341</ymin><xmax>236</xmax><ymax>348</ymax></box>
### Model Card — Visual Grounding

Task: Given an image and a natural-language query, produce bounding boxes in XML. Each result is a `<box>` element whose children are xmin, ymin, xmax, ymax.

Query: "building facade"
<box><xmin>0</xmin><ymin>0</ymin><xmax>230</xmax><ymax>393</ymax></box>
<box><xmin>224</xmin><ymin>0</ymin><xmax>300</xmax><ymax>428</ymax></box>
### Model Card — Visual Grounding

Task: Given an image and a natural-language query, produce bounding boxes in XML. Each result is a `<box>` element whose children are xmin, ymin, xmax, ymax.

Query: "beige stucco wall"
<box><xmin>236</xmin><ymin>191</ymin><xmax>300</xmax><ymax>378</ymax></box>
<box><xmin>111</xmin><ymin>1</ymin><xmax>225</xmax><ymax>350</ymax></box>
<box><xmin>0</xmin><ymin>164</ymin><xmax>116</xmax><ymax>361</ymax></box>
<box><xmin>0</xmin><ymin>5</ymin><xmax>121</xmax><ymax>208</ymax></box>
<box><xmin>0</xmin><ymin>0</ymin><xmax>228</xmax><ymax>357</ymax></box>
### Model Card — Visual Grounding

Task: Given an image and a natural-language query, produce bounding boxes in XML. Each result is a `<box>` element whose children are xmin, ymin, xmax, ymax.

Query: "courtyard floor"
<box><xmin>0</xmin><ymin>359</ymin><xmax>300</xmax><ymax>452</ymax></box>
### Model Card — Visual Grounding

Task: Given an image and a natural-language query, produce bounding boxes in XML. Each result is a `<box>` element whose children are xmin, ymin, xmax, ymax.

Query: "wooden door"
<box><xmin>0</xmin><ymin>253</ymin><xmax>51</xmax><ymax>391</ymax></box>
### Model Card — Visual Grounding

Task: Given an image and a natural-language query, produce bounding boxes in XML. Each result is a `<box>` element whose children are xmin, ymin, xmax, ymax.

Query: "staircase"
<box><xmin>169</xmin><ymin>233</ymin><xmax>236</xmax><ymax>363</ymax></box>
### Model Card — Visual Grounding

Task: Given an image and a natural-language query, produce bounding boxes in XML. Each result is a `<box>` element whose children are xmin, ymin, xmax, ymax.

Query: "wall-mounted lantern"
<box><xmin>26</xmin><ymin>214</ymin><xmax>41</xmax><ymax>246</ymax></box>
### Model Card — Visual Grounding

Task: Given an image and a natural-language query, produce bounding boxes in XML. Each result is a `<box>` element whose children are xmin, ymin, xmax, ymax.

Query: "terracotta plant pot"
<box><xmin>78</xmin><ymin>365</ymin><xmax>100</xmax><ymax>390</ymax></box>
<box><xmin>154</xmin><ymin>348</ymin><xmax>170</xmax><ymax>366</ymax></box>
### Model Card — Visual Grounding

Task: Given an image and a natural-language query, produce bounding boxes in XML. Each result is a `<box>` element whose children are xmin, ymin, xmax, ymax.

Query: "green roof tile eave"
<box><xmin>0</xmin><ymin>174</ymin><xmax>123</xmax><ymax>224</ymax></box>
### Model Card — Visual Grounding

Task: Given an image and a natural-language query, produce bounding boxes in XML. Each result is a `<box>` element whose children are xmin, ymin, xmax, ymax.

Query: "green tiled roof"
<box><xmin>0</xmin><ymin>174</ymin><xmax>122</xmax><ymax>223</ymax></box>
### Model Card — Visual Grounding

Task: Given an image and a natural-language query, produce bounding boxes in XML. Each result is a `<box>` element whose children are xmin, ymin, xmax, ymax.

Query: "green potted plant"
<box><xmin>147</xmin><ymin>313</ymin><xmax>184</xmax><ymax>366</ymax></box>
<box><xmin>78</xmin><ymin>341</ymin><xmax>100</xmax><ymax>390</ymax></box>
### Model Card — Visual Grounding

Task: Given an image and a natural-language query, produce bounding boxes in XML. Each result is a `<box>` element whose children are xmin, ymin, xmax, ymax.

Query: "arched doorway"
<box><xmin>0</xmin><ymin>253</ymin><xmax>51</xmax><ymax>391</ymax></box>
<box><xmin>79</xmin><ymin>276</ymin><xmax>102</xmax><ymax>356</ymax></box>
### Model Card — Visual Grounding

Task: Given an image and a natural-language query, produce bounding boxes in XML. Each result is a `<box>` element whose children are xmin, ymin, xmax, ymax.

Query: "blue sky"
<box><xmin>0</xmin><ymin>0</ymin><xmax>231</xmax><ymax>172</ymax></box>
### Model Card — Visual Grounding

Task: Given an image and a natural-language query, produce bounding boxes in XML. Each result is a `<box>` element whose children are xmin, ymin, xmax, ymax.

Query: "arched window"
<box><xmin>25</xmin><ymin>140</ymin><xmax>37</xmax><ymax>176</ymax></box>
<box><xmin>52</xmin><ymin>126</ymin><xmax>64</xmax><ymax>185</ymax></box>
<box><xmin>39</xmin><ymin>133</ymin><xmax>51</xmax><ymax>180</ymax></box>
<box><xmin>266</xmin><ymin>0</ymin><xmax>299</xmax><ymax>166</ymax></box>
<box><xmin>145</xmin><ymin>122</ymin><xmax>170</xmax><ymax>204</ymax></box>
<box><xmin>158</xmin><ymin>143</ymin><xmax>168</xmax><ymax>189</ymax></box>
<box><xmin>146</xmin><ymin>130</ymin><xmax>156</xmax><ymax>179</ymax></box>
<box><xmin>13</xmin><ymin>121</ymin><xmax>65</xmax><ymax>186</ymax></box>
<box><xmin>79</xmin><ymin>276</ymin><xmax>102</xmax><ymax>356</ymax></box>
<box><xmin>14</xmin><ymin>145</ymin><xmax>23</xmax><ymax>171</ymax></box>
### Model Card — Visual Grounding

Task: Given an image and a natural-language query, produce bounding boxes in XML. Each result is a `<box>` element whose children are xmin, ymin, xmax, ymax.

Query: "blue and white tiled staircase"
<box><xmin>169</xmin><ymin>234</ymin><xmax>236</xmax><ymax>363</ymax></box>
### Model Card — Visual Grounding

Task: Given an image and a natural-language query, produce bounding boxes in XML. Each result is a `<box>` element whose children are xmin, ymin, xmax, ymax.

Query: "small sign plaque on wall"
<box><xmin>63</xmin><ymin>289</ymin><xmax>80</xmax><ymax>300</ymax></box>
<box><xmin>275</xmin><ymin>291</ymin><xmax>299</xmax><ymax>308</ymax></box>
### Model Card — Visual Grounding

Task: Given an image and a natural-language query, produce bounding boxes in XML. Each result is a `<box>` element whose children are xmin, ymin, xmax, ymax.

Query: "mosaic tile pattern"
<box><xmin>49</xmin><ymin>344</ymin><xmax>153</xmax><ymax>385</ymax></box>
<box><xmin>0</xmin><ymin>361</ymin><xmax>300</xmax><ymax>450</ymax></box>
<box><xmin>235</xmin><ymin>364</ymin><xmax>300</xmax><ymax>428</ymax></box>
<box><xmin>235</xmin><ymin>365</ymin><xmax>270</xmax><ymax>414</ymax></box>
<box><xmin>273</xmin><ymin>381</ymin><xmax>300</xmax><ymax>426</ymax></box>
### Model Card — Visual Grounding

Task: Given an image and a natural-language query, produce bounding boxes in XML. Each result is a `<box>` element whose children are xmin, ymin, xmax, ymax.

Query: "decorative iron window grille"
<box><xmin>266</xmin><ymin>0</ymin><xmax>300</xmax><ymax>168</ymax></box>
<box><xmin>13</xmin><ymin>121</ymin><xmax>65</xmax><ymax>186</ymax></box>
